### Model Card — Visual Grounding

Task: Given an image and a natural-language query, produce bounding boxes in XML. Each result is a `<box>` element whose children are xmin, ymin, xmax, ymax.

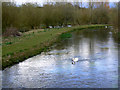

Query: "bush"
<box><xmin>19</xmin><ymin>27</ymin><xmax>30</xmax><ymax>33</ymax></box>
<box><xmin>3</xmin><ymin>27</ymin><xmax>21</xmax><ymax>37</ymax></box>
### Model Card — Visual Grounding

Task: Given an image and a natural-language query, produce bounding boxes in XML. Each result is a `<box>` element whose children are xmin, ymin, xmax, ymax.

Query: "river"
<box><xmin>2</xmin><ymin>28</ymin><xmax>118</xmax><ymax>88</ymax></box>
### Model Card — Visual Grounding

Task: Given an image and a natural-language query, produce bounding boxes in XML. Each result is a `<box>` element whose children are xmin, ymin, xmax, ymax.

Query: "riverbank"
<box><xmin>2</xmin><ymin>25</ymin><xmax>106</xmax><ymax>69</ymax></box>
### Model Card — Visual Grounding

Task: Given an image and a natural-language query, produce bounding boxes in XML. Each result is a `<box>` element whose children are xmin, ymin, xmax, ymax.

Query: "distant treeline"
<box><xmin>2</xmin><ymin>2</ymin><xmax>118</xmax><ymax>33</ymax></box>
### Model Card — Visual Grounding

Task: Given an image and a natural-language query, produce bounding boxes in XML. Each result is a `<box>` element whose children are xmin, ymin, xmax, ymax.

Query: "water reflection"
<box><xmin>2</xmin><ymin>29</ymin><xmax>118</xmax><ymax>88</ymax></box>
<box><xmin>0</xmin><ymin>71</ymin><xmax>2</xmax><ymax>89</ymax></box>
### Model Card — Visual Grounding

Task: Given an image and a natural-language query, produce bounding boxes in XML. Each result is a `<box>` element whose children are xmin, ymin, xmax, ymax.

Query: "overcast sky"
<box><xmin>8</xmin><ymin>0</ymin><xmax>118</xmax><ymax>7</ymax></box>
<box><xmin>13</xmin><ymin>0</ymin><xmax>119</xmax><ymax>5</ymax></box>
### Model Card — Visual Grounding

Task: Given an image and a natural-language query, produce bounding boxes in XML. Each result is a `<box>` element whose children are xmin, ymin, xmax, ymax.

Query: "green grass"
<box><xmin>2</xmin><ymin>24</ymin><xmax>106</xmax><ymax>69</ymax></box>
<box><xmin>59</xmin><ymin>33</ymin><xmax>72</xmax><ymax>40</ymax></box>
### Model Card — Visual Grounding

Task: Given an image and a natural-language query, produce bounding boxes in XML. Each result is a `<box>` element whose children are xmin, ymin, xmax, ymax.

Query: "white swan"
<box><xmin>72</xmin><ymin>58</ymin><xmax>79</xmax><ymax>62</ymax></box>
<box><xmin>105</xmin><ymin>26</ymin><xmax>108</xmax><ymax>28</ymax></box>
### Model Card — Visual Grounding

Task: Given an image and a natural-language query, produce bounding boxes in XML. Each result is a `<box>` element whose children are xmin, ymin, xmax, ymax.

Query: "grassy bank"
<box><xmin>2</xmin><ymin>25</ymin><xmax>106</xmax><ymax>69</ymax></box>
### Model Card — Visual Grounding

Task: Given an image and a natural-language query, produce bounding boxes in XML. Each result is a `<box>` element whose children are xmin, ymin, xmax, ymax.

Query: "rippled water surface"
<box><xmin>2</xmin><ymin>29</ymin><xmax>118</xmax><ymax>88</ymax></box>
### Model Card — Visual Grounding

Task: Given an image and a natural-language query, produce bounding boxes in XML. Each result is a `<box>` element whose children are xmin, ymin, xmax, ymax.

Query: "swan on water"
<box><xmin>72</xmin><ymin>58</ymin><xmax>79</xmax><ymax>64</ymax></box>
<box><xmin>72</xmin><ymin>58</ymin><xmax>79</xmax><ymax>62</ymax></box>
<box><xmin>105</xmin><ymin>26</ymin><xmax>108</xmax><ymax>28</ymax></box>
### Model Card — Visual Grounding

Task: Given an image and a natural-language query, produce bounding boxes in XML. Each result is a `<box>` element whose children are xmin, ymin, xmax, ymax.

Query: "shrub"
<box><xmin>3</xmin><ymin>27</ymin><xmax>21</xmax><ymax>37</ymax></box>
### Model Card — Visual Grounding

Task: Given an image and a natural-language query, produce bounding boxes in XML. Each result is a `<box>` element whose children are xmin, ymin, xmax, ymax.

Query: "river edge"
<box><xmin>2</xmin><ymin>25</ymin><xmax>107</xmax><ymax>70</ymax></box>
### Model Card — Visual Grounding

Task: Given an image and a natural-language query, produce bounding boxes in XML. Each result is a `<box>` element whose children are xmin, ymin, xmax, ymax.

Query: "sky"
<box><xmin>12</xmin><ymin>0</ymin><xmax>119</xmax><ymax>5</ymax></box>
<box><xmin>8</xmin><ymin>0</ymin><xmax>119</xmax><ymax>7</ymax></box>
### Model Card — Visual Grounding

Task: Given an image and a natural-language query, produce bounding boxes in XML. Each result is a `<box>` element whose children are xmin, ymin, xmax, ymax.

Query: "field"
<box><xmin>2</xmin><ymin>25</ymin><xmax>106</xmax><ymax>69</ymax></box>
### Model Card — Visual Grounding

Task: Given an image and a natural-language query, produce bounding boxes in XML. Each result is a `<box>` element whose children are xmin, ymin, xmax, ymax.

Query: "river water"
<box><xmin>2</xmin><ymin>28</ymin><xmax>118</xmax><ymax>88</ymax></box>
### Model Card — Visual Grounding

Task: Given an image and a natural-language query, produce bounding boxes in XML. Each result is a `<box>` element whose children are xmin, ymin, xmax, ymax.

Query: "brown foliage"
<box><xmin>3</xmin><ymin>27</ymin><xmax>21</xmax><ymax>37</ymax></box>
